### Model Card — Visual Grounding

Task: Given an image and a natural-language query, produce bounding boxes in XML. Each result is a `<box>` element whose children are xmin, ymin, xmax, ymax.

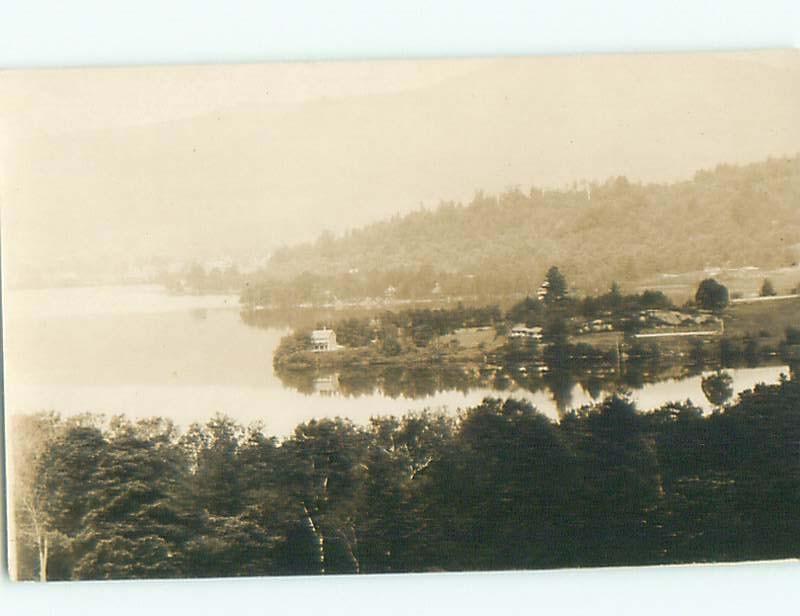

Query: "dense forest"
<box><xmin>249</xmin><ymin>155</ymin><xmax>800</xmax><ymax>300</ymax></box>
<box><xmin>11</xmin><ymin>375</ymin><xmax>800</xmax><ymax>581</ymax></box>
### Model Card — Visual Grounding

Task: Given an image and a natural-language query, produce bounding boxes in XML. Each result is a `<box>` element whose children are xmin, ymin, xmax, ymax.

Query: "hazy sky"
<box><xmin>2</xmin><ymin>50</ymin><xmax>799</xmax><ymax>276</ymax></box>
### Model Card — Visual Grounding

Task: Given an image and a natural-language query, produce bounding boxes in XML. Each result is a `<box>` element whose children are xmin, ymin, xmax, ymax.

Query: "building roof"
<box><xmin>511</xmin><ymin>324</ymin><xmax>542</xmax><ymax>332</ymax></box>
<box><xmin>311</xmin><ymin>328</ymin><xmax>336</xmax><ymax>342</ymax></box>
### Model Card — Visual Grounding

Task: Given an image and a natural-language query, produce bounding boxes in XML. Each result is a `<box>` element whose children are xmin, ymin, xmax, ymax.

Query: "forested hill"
<box><xmin>265</xmin><ymin>155</ymin><xmax>800</xmax><ymax>291</ymax></box>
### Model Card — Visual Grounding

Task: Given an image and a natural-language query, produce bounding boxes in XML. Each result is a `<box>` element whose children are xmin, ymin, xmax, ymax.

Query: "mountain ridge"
<box><xmin>262</xmin><ymin>154</ymin><xmax>800</xmax><ymax>292</ymax></box>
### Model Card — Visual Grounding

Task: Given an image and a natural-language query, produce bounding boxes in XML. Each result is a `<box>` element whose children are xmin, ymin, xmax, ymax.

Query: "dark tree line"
<box><xmin>239</xmin><ymin>265</ymin><xmax>508</xmax><ymax>309</ymax></box>
<box><xmin>272</xmin><ymin>282</ymin><xmax>676</xmax><ymax>358</ymax></box>
<box><xmin>11</xmin><ymin>376</ymin><xmax>800</xmax><ymax>581</ymax></box>
<box><xmin>274</xmin><ymin>304</ymin><xmax>502</xmax><ymax>361</ymax></box>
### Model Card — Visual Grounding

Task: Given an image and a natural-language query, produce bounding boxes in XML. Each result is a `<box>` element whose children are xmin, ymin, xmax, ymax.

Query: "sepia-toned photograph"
<box><xmin>2</xmin><ymin>50</ymin><xmax>799</xmax><ymax>582</ymax></box>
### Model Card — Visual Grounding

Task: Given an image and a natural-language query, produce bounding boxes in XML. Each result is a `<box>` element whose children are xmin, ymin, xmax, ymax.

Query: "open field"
<box><xmin>444</xmin><ymin>326</ymin><xmax>501</xmax><ymax>350</ymax></box>
<box><xmin>635</xmin><ymin>265</ymin><xmax>800</xmax><ymax>304</ymax></box>
<box><xmin>567</xmin><ymin>299</ymin><xmax>797</xmax><ymax>358</ymax></box>
<box><xmin>724</xmin><ymin>296</ymin><xmax>800</xmax><ymax>344</ymax></box>
<box><xmin>568</xmin><ymin>331</ymin><xmax>621</xmax><ymax>351</ymax></box>
<box><xmin>731</xmin><ymin>294</ymin><xmax>800</xmax><ymax>304</ymax></box>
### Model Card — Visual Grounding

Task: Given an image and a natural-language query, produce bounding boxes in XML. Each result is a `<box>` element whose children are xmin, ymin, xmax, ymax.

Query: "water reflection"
<box><xmin>4</xmin><ymin>286</ymin><xmax>794</xmax><ymax>439</ymax></box>
<box><xmin>242</xmin><ymin>304</ymin><xmax>795</xmax><ymax>416</ymax></box>
<box><xmin>700</xmin><ymin>370</ymin><xmax>734</xmax><ymax>407</ymax></box>
<box><xmin>275</xmin><ymin>355</ymin><xmax>791</xmax><ymax>416</ymax></box>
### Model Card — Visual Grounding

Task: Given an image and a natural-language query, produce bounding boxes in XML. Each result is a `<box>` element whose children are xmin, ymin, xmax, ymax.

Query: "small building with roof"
<box><xmin>310</xmin><ymin>328</ymin><xmax>341</xmax><ymax>352</ymax></box>
<box><xmin>509</xmin><ymin>324</ymin><xmax>543</xmax><ymax>341</ymax></box>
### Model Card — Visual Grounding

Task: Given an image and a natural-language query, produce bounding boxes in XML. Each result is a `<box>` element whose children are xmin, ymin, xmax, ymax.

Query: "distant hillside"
<box><xmin>263</xmin><ymin>155</ymin><xmax>800</xmax><ymax>294</ymax></box>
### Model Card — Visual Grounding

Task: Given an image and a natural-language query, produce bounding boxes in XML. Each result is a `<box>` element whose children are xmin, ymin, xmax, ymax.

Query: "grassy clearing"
<box><xmin>442</xmin><ymin>327</ymin><xmax>501</xmax><ymax>350</ymax></box>
<box><xmin>569</xmin><ymin>331</ymin><xmax>621</xmax><ymax>351</ymax></box>
<box><xmin>568</xmin><ymin>299</ymin><xmax>797</xmax><ymax>357</ymax></box>
<box><xmin>724</xmin><ymin>297</ymin><xmax>800</xmax><ymax>343</ymax></box>
<box><xmin>636</xmin><ymin>265</ymin><xmax>800</xmax><ymax>303</ymax></box>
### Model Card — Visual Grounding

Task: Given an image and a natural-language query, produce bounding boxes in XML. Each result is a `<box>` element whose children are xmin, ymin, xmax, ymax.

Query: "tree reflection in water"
<box><xmin>249</xmin><ymin>308</ymin><xmax>791</xmax><ymax>415</ymax></box>
<box><xmin>701</xmin><ymin>370</ymin><xmax>734</xmax><ymax>408</ymax></box>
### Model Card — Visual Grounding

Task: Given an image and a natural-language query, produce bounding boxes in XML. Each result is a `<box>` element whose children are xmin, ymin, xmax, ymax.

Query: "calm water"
<box><xmin>3</xmin><ymin>285</ymin><xmax>790</xmax><ymax>437</ymax></box>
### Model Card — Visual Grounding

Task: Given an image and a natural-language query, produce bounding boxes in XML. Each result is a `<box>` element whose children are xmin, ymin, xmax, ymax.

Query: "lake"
<box><xmin>2</xmin><ymin>285</ymin><xmax>791</xmax><ymax>437</ymax></box>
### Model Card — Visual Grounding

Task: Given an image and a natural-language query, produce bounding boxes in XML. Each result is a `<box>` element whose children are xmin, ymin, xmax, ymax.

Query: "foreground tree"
<box><xmin>10</xmin><ymin>376</ymin><xmax>800</xmax><ymax>578</ymax></box>
<box><xmin>358</xmin><ymin>412</ymin><xmax>457</xmax><ymax>573</ymax></box>
<box><xmin>563</xmin><ymin>395</ymin><xmax>662</xmax><ymax>565</ymax></box>
<box><xmin>9</xmin><ymin>413</ymin><xmax>65</xmax><ymax>581</ymax></box>
<box><xmin>417</xmin><ymin>399</ymin><xmax>579</xmax><ymax>570</ymax></box>
<box><xmin>26</xmin><ymin>417</ymin><xmax>109</xmax><ymax>580</ymax></box>
<box><xmin>71</xmin><ymin>417</ymin><xmax>193</xmax><ymax>580</ymax></box>
<box><xmin>278</xmin><ymin>418</ymin><xmax>369</xmax><ymax>574</ymax></box>
<box><xmin>183</xmin><ymin>414</ymin><xmax>245</xmax><ymax>517</ymax></box>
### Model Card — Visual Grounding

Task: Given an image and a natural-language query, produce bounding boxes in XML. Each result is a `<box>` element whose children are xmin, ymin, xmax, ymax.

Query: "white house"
<box><xmin>509</xmin><ymin>324</ymin><xmax>543</xmax><ymax>340</ymax></box>
<box><xmin>310</xmin><ymin>328</ymin><xmax>340</xmax><ymax>352</ymax></box>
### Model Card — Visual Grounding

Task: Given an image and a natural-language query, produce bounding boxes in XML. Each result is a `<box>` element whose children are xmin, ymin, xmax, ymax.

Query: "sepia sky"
<box><xmin>2</xmin><ymin>50</ymin><xmax>799</xmax><ymax>277</ymax></box>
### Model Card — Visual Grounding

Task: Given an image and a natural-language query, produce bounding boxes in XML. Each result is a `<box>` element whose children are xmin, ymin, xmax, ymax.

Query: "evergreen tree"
<box><xmin>544</xmin><ymin>266</ymin><xmax>567</xmax><ymax>304</ymax></box>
